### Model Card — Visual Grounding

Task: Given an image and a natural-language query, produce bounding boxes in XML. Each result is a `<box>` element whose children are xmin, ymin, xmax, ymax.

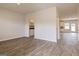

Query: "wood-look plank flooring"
<box><xmin>0</xmin><ymin>35</ymin><xmax>79</xmax><ymax>56</ymax></box>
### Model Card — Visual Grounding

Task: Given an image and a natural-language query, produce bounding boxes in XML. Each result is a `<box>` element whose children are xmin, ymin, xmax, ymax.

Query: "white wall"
<box><xmin>78</xmin><ymin>8</ymin><xmax>79</xmax><ymax>41</ymax></box>
<box><xmin>25</xmin><ymin>7</ymin><xmax>57</xmax><ymax>42</ymax></box>
<box><xmin>0</xmin><ymin>8</ymin><xmax>25</xmax><ymax>41</ymax></box>
<box><xmin>56</xmin><ymin>9</ymin><xmax>60</xmax><ymax>40</ymax></box>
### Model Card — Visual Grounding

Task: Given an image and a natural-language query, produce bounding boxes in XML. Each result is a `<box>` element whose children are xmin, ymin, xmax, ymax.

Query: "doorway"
<box><xmin>59</xmin><ymin>20</ymin><xmax>78</xmax><ymax>45</ymax></box>
<box><xmin>29</xmin><ymin>19</ymin><xmax>35</xmax><ymax>37</ymax></box>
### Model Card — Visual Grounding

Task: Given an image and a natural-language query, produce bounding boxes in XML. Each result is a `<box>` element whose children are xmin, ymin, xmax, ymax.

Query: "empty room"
<box><xmin>0</xmin><ymin>3</ymin><xmax>79</xmax><ymax>56</ymax></box>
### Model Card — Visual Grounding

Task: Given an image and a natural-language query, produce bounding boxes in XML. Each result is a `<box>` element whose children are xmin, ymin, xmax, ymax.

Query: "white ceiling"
<box><xmin>57</xmin><ymin>4</ymin><xmax>78</xmax><ymax>19</ymax></box>
<box><xmin>0</xmin><ymin>3</ymin><xmax>58</xmax><ymax>14</ymax></box>
<box><xmin>0</xmin><ymin>3</ymin><xmax>78</xmax><ymax>19</ymax></box>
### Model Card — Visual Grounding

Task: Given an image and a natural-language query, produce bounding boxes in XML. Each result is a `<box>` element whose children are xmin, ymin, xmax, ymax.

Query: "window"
<box><xmin>71</xmin><ymin>23</ymin><xmax>76</xmax><ymax>31</ymax></box>
<box><xmin>64</xmin><ymin>23</ymin><xmax>70</xmax><ymax>30</ymax></box>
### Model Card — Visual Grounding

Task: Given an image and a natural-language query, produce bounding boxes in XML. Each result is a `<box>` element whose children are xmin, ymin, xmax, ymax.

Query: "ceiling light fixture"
<box><xmin>17</xmin><ymin>1</ymin><xmax>21</xmax><ymax>5</ymax></box>
<box><xmin>17</xmin><ymin>3</ymin><xmax>20</xmax><ymax>5</ymax></box>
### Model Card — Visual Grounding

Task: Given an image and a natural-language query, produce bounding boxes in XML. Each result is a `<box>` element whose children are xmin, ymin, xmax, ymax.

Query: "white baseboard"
<box><xmin>0</xmin><ymin>36</ymin><xmax>26</xmax><ymax>42</ymax></box>
<box><xmin>34</xmin><ymin>37</ymin><xmax>57</xmax><ymax>43</ymax></box>
<box><xmin>0</xmin><ymin>36</ymin><xmax>57</xmax><ymax>43</ymax></box>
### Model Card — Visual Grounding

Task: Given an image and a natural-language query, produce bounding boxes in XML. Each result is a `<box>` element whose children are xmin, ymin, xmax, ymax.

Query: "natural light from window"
<box><xmin>64</xmin><ymin>23</ymin><xmax>70</xmax><ymax>30</ymax></box>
